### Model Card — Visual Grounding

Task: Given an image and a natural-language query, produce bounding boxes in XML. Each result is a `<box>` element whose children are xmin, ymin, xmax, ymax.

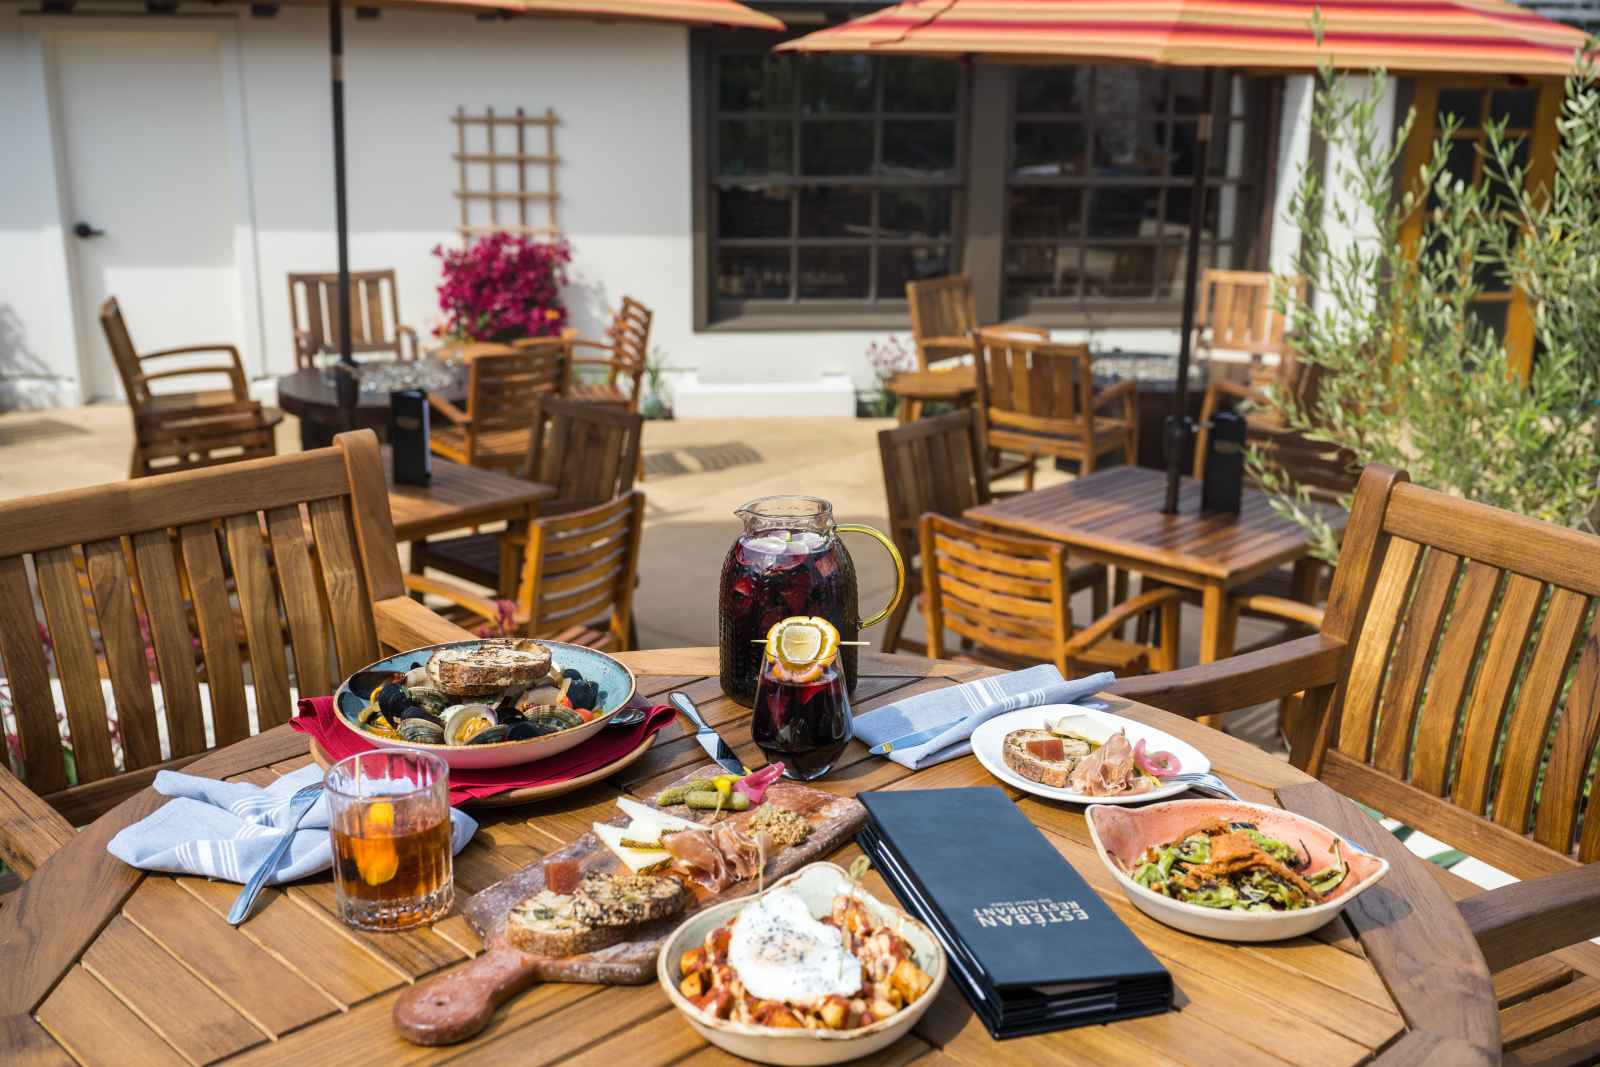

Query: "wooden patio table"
<box><xmin>967</xmin><ymin>465</ymin><xmax>1348</xmax><ymax>666</ymax></box>
<box><xmin>0</xmin><ymin>648</ymin><xmax>1492</xmax><ymax>1065</ymax></box>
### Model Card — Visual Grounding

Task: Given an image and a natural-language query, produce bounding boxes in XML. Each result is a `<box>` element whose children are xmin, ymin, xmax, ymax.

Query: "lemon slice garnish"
<box><xmin>765</xmin><ymin>616</ymin><xmax>840</xmax><ymax>671</ymax></box>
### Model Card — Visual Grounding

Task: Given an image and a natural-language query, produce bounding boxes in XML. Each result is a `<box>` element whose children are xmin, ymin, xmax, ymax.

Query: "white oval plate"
<box><xmin>970</xmin><ymin>704</ymin><xmax>1209</xmax><ymax>805</ymax></box>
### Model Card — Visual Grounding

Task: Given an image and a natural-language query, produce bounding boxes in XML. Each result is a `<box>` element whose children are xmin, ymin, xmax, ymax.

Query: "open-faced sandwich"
<box><xmin>1002</xmin><ymin>715</ymin><xmax>1181</xmax><ymax>796</ymax></box>
<box><xmin>353</xmin><ymin>639</ymin><xmax>612</xmax><ymax>747</ymax></box>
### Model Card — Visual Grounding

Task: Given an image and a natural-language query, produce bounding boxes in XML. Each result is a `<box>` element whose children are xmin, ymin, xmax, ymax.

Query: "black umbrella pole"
<box><xmin>1163</xmin><ymin>67</ymin><xmax>1216</xmax><ymax>515</ymax></box>
<box><xmin>330</xmin><ymin>0</ymin><xmax>357</xmax><ymax>426</ymax></box>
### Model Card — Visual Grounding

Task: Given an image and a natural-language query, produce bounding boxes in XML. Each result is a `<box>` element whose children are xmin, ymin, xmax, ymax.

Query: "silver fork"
<box><xmin>227</xmin><ymin>782</ymin><xmax>323</xmax><ymax>925</ymax></box>
<box><xmin>1164</xmin><ymin>771</ymin><xmax>1242</xmax><ymax>801</ymax></box>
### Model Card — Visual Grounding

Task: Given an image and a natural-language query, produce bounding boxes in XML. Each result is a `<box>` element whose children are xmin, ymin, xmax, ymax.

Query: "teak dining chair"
<box><xmin>0</xmin><ymin>431</ymin><xmax>473</xmax><ymax>879</ymax></box>
<box><xmin>412</xmin><ymin>398</ymin><xmax>643</xmax><ymax>595</ymax></box>
<box><xmin>100</xmin><ymin>296</ymin><xmax>284</xmax><ymax>478</ymax></box>
<box><xmin>428</xmin><ymin>339</ymin><xmax>567</xmax><ymax>474</ymax></box>
<box><xmin>886</xmin><ymin>275</ymin><xmax>981</xmax><ymax>424</ymax></box>
<box><xmin>920</xmin><ymin>514</ymin><xmax>1180</xmax><ymax>677</ymax></box>
<box><xmin>877</xmin><ymin>410</ymin><xmax>1107</xmax><ymax>654</ymax></box>
<box><xmin>408</xmin><ymin>491</ymin><xmax>646</xmax><ymax>652</ymax></box>
<box><xmin>561</xmin><ymin>297</ymin><xmax>652</xmax><ymax>412</ymax></box>
<box><xmin>1113</xmin><ymin>464</ymin><xmax>1600</xmax><ymax>1065</ymax></box>
<box><xmin>972</xmin><ymin>327</ymin><xmax>1138</xmax><ymax>490</ymax></box>
<box><xmin>288</xmin><ymin>269</ymin><xmax>419</xmax><ymax>369</ymax></box>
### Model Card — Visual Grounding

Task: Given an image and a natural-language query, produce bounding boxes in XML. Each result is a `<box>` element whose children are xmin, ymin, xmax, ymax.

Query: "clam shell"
<box><xmin>404</xmin><ymin>686</ymin><xmax>450</xmax><ymax>712</ymax></box>
<box><xmin>398</xmin><ymin>717</ymin><xmax>446</xmax><ymax>744</ymax></box>
<box><xmin>466</xmin><ymin>724</ymin><xmax>512</xmax><ymax>745</ymax></box>
<box><xmin>523</xmin><ymin>706</ymin><xmax>584</xmax><ymax>734</ymax></box>
<box><xmin>444</xmin><ymin>703</ymin><xmax>498</xmax><ymax>746</ymax></box>
<box><xmin>403</xmin><ymin>666</ymin><xmax>432</xmax><ymax>688</ymax></box>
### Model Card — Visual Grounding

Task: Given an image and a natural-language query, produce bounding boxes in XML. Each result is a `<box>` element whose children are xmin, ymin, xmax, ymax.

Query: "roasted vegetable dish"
<box><xmin>679</xmin><ymin>889</ymin><xmax>934</xmax><ymax>1031</ymax></box>
<box><xmin>1126</xmin><ymin>819</ymin><xmax>1348</xmax><ymax>912</ymax></box>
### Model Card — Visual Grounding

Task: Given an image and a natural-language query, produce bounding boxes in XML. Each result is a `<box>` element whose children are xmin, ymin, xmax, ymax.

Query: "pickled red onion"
<box><xmin>735</xmin><ymin>763</ymin><xmax>785</xmax><ymax>804</ymax></box>
<box><xmin>1133</xmin><ymin>738</ymin><xmax>1181</xmax><ymax>777</ymax></box>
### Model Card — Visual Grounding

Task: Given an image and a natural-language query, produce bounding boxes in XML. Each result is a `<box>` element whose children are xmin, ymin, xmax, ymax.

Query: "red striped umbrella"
<box><xmin>776</xmin><ymin>0</ymin><xmax>1587</xmax><ymax>76</ymax></box>
<box><xmin>780</xmin><ymin>0</ymin><xmax>1587</xmax><ymax>512</ymax></box>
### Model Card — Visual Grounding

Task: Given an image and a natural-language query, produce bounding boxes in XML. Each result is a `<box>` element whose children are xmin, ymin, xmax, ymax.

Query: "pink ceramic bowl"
<box><xmin>1085</xmin><ymin>798</ymin><xmax>1390</xmax><ymax>942</ymax></box>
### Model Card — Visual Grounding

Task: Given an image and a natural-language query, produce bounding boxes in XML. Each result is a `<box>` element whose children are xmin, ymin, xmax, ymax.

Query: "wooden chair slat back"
<box><xmin>465</xmin><ymin>344</ymin><xmax>565</xmax><ymax>435</ymax></box>
<box><xmin>529</xmin><ymin>398</ymin><xmax>643</xmax><ymax>511</ymax></box>
<box><xmin>520</xmin><ymin>492</ymin><xmax>644</xmax><ymax>646</ymax></box>
<box><xmin>876</xmin><ymin>409</ymin><xmax>990</xmax><ymax>564</ymax></box>
<box><xmin>609</xmin><ymin>297</ymin><xmax>653</xmax><ymax>379</ymax></box>
<box><xmin>1311</xmin><ymin>466</ymin><xmax>1600</xmax><ymax>877</ymax></box>
<box><xmin>0</xmin><ymin>434</ymin><xmax>399</xmax><ymax>815</ymax></box>
<box><xmin>1195</xmin><ymin>270</ymin><xmax>1294</xmax><ymax>360</ymax></box>
<box><xmin>98</xmin><ymin>297</ymin><xmax>146</xmax><ymax>403</ymax></box>
<box><xmin>288</xmin><ymin>270</ymin><xmax>407</xmax><ymax>367</ymax></box>
<box><xmin>906</xmin><ymin>276</ymin><xmax>977</xmax><ymax>370</ymax></box>
<box><xmin>920</xmin><ymin>514</ymin><xmax>1068</xmax><ymax>667</ymax></box>
<box><xmin>973</xmin><ymin>328</ymin><xmax>1094</xmax><ymax>429</ymax></box>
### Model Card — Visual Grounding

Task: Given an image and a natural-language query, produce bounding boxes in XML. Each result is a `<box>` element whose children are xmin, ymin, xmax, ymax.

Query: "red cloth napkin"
<box><xmin>292</xmin><ymin>697</ymin><xmax>676</xmax><ymax>806</ymax></box>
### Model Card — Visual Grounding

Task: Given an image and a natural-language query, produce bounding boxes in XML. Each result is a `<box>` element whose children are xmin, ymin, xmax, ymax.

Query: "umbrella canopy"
<box><xmin>775</xmin><ymin>0</ymin><xmax>1587</xmax><ymax>76</ymax></box>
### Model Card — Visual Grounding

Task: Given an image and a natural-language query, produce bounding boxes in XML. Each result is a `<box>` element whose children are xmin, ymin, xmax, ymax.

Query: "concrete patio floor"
<box><xmin>0</xmin><ymin>403</ymin><xmax>1285</xmax><ymax>751</ymax></box>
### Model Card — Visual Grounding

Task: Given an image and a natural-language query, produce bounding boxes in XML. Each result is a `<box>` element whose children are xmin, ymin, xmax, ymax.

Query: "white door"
<box><xmin>54</xmin><ymin>29</ymin><xmax>244</xmax><ymax>402</ymax></box>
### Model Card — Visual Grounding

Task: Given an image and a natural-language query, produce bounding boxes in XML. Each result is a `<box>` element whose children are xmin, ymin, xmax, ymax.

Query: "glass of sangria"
<box><xmin>326</xmin><ymin>750</ymin><xmax>453</xmax><ymax>931</ymax></box>
<box><xmin>750</xmin><ymin>617</ymin><xmax>853</xmax><ymax>781</ymax></box>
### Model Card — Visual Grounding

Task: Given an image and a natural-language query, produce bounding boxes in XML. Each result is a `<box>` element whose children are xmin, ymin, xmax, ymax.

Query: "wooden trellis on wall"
<box><xmin>452</xmin><ymin>107</ymin><xmax>561</xmax><ymax>242</ymax></box>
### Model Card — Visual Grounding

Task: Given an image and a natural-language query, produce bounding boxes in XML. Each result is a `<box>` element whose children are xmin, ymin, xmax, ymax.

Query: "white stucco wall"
<box><xmin>1</xmin><ymin>8</ymin><xmax>1338</xmax><ymax>415</ymax></box>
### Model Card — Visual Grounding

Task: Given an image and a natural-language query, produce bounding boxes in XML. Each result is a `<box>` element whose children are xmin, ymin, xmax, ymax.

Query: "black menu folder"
<box><xmin>858</xmin><ymin>787</ymin><xmax>1171</xmax><ymax>1039</ymax></box>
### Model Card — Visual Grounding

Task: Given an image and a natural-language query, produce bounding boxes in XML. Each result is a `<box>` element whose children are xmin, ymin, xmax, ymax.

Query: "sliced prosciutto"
<box><xmin>665</xmin><ymin>825</ymin><xmax>775</xmax><ymax>891</ymax></box>
<box><xmin>1066</xmin><ymin>729</ymin><xmax>1158</xmax><ymax>796</ymax></box>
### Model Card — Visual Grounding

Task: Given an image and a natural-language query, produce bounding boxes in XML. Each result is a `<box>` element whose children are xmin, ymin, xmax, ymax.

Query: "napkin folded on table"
<box><xmin>853</xmin><ymin>664</ymin><xmax>1116</xmax><ymax>770</ymax></box>
<box><xmin>106</xmin><ymin>763</ymin><xmax>478</xmax><ymax>885</ymax></box>
<box><xmin>291</xmin><ymin>696</ymin><xmax>678</xmax><ymax>805</ymax></box>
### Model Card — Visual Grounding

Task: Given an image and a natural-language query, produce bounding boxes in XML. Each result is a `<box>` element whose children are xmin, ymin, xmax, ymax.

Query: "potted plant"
<box><xmin>432</xmin><ymin>233</ymin><xmax>573</xmax><ymax>346</ymax></box>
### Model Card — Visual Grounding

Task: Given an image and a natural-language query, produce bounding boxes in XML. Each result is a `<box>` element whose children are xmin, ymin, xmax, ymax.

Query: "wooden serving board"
<box><xmin>392</xmin><ymin>765</ymin><xmax>866</xmax><ymax>1045</ymax></box>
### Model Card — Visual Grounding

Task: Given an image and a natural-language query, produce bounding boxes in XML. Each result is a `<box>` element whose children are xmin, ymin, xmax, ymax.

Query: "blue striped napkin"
<box><xmin>854</xmin><ymin>665</ymin><xmax>1115</xmax><ymax>770</ymax></box>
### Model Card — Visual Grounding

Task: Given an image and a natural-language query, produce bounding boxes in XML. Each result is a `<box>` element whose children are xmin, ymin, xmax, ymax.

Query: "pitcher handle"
<box><xmin>836</xmin><ymin>524</ymin><xmax>906</xmax><ymax>630</ymax></box>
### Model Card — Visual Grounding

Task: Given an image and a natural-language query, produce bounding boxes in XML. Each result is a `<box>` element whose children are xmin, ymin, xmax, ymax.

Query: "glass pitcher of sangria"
<box><xmin>718</xmin><ymin>496</ymin><xmax>904</xmax><ymax>707</ymax></box>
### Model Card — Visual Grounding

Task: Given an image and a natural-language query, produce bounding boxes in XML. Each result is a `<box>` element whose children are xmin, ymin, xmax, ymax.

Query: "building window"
<box><xmin>706</xmin><ymin>43</ymin><xmax>965</xmax><ymax>320</ymax></box>
<box><xmin>1004</xmin><ymin>67</ymin><xmax>1258</xmax><ymax>315</ymax></box>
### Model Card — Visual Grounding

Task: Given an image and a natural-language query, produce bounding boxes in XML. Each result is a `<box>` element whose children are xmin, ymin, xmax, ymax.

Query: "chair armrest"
<box><xmin>1457</xmin><ymin>864</ymin><xmax>1600</xmax><ymax>973</ymax></box>
<box><xmin>0</xmin><ymin>761</ymin><xmax>76</xmax><ymax>878</ymax></box>
<box><xmin>401</xmin><ymin>574</ymin><xmax>513</xmax><ymax>626</ymax></box>
<box><xmin>141</xmin><ymin>343</ymin><xmax>242</xmax><ymax>362</ymax></box>
<box><xmin>567</xmin><ymin>356</ymin><xmax>624</xmax><ymax>369</ymax></box>
<box><xmin>1105</xmin><ymin>633</ymin><xmax>1347</xmax><ymax>718</ymax></box>
<box><xmin>1093</xmin><ymin>379</ymin><xmax>1138</xmax><ymax>408</ymax></box>
<box><xmin>372</xmin><ymin>595</ymin><xmax>478</xmax><ymax>652</ymax></box>
<box><xmin>566</xmin><ymin>339</ymin><xmax>618</xmax><ymax>355</ymax></box>
<box><xmin>1065</xmin><ymin>587</ymin><xmax>1184</xmax><ymax>654</ymax></box>
<box><xmin>427</xmin><ymin>394</ymin><xmax>470</xmax><ymax>426</ymax></box>
<box><xmin>134</xmin><ymin>366</ymin><xmax>241</xmax><ymax>386</ymax></box>
<box><xmin>1234</xmin><ymin>594</ymin><xmax>1325</xmax><ymax>629</ymax></box>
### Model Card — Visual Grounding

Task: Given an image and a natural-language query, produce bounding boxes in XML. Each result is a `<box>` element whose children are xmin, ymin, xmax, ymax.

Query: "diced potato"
<box><xmin>890</xmin><ymin>959</ymin><xmax>933</xmax><ymax>1003</ymax></box>
<box><xmin>761</xmin><ymin>1004</ymin><xmax>805</xmax><ymax>1029</ymax></box>
<box><xmin>680</xmin><ymin>948</ymin><xmax>704</xmax><ymax>976</ymax></box>
<box><xmin>868</xmin><ymin>998</ymin><xmax>897</xmax><ymax>1021</ymax></box>
<box><xmin>884</xmin><ymin>984</ymin><xmax>904</xmax><ymax>1009</ymax></box>
<box><xmin>679</xmin><ymin>971</ymin><xmax>705</xmax><ymax>999</ymax></box>
<box><xmin>819</xmin><ymin>998</ymin><xmax>848</xmax><ymax>1030</ymax></box>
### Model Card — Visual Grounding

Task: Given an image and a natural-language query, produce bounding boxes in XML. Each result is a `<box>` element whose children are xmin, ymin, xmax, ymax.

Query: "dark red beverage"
<box><xmin>718</xmin><ymin>528</ymin><xmax>860</xmax><ymax>706</ymax></box>
<box><xmin>751</xmin><ymin>660</ymin><xmax>853</xmax><ymax>780</ymax></box>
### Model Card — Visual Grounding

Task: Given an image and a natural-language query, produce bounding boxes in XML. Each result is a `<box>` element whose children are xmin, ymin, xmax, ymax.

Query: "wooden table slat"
<box><xmin>34</xmin><ymin>966</ymin><xmax>178</xmax><ymax>1067</ymax></box>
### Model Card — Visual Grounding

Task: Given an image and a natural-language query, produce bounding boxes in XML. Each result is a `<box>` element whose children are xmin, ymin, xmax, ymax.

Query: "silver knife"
<box><xmin>867</xmin><ymin>718</ymin><xmax>966</xmax><ymax>757</ymax></box>
<box><xmin>668</xmin><ymin>692</ymin><xmax>747</xmax><ymax>776</ymax></box>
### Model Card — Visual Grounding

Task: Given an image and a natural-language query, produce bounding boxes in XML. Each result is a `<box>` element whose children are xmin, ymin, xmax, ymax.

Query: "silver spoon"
<box><xmin>228</xmin><ymin>782</ymin><xmax>323</xmax><ymax>925</ymax></box>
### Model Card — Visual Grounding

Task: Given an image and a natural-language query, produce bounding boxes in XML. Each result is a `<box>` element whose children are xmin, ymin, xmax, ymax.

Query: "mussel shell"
<box><xmin>397</xmin><ymin>717</ymin><xmax>446</xmax><ymax>744</ymax></box>
<box><xmin>444</xmin><ymin>703</ymin><xmax>498</xmax><ymax>746</ymax></box>
<box><xmin>466</xmin><ymin>724</ymin><xmax>512</xmax><ymax>745</ymax></box>
<box><xmin>524</xmin><ymin>706</ymin><xmax>585</xmax><ymax>733</ymax></box>
<box><xmin>505</xmin><ymin>720</ymin><xmax>540</xmax><ymax>741</ymax></box>
<box><xmin>399</xmin><ymin>706</ymin><xmax>445</xmax><ymax>726</ymax></box>
<box><xmin>567</xmin><ymin>680</ymin><xmax>599</xmax><ymax>710</ymax></box>
<box><xmin>404</xmin><ymin>686</ymin><xmax>450</xmax><ymax>712</ymax></box>
<box><xmin>561</xmin><ymin>667</ymin><xmax>584</xmax><ymax>681</ymax></box>
<box><xmin>377</xmin><ymin>682</ymin><xmax>411</xmax><ymax>720</ymax></box>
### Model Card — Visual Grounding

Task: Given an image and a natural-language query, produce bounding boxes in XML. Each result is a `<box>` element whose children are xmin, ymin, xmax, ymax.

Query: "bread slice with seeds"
<box><xmin>571</xmin><ymin>872</ymin><xmax>690</xmax><ymax>928</ymax></box>
<box><xmin>504</xmin><ymin>890</ymin><xmax>628</xmax><ymax>958</ymax></box>
<box><xmin>426</xmin><ymin>639</ymin><xmax>553</xmax><ymax>697</ymax></box>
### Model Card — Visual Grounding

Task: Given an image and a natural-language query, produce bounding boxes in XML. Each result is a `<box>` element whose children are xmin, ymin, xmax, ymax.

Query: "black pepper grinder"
<box><xmin>1200</xmin><ymin>410</ymin><xmax>1247</xmax><ymax>514</ymax></box>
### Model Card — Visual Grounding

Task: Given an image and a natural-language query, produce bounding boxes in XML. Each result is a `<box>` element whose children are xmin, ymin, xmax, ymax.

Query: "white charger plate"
<box><xmin>970</xmin><ymin>704</ymin><xmax>1210</xmax><ymax>805</ymax></box>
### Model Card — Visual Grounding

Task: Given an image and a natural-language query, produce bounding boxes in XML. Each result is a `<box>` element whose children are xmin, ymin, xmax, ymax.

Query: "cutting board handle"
<box><xmin>393</xmin><ymin>947</ymin><xmax>539</xmax><ymax>1045</ymax></box>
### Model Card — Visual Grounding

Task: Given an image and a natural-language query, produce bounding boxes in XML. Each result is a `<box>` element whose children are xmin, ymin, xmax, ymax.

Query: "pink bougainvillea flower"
<box><xmin>434</xmin><ymin>234</ymin><xmax>572</xmax><ymax>343</ymax></box>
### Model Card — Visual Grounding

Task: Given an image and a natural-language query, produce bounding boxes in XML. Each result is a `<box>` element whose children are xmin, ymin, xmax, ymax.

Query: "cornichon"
<box><xmin>654</xmin><ymin>779</ymin><xmax>716</xmax><ymax>806</ymax></box>
<box><xmin>683</xmin><ymin>790</ymin><xmax>750</xmax><ymax>811</ymax></box>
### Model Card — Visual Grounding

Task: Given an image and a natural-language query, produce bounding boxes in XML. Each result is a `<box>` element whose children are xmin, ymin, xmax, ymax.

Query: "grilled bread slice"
<box><xmin>505</xmin><ymin>890</ymin><xmax>628</xmax><ymax>958</ymax></box>
<box><xmin>1001</xmin><ymin>728</ymin><xmax>1094</xmax><ymax>789</ymax></box>
<box><xmin>571</xmin><ymin>872</ymin><xmax>690</xmax><ymax>928</ymax></box>
<box><xmin>426</xmin><ymin>639</ymin><xmax>553</xmax><ymax>697</ymax></box>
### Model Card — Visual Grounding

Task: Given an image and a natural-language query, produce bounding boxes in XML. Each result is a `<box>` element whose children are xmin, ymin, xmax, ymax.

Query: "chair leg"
<box><xmin>1113</xmin><ymin>569</ymin><xmax>1130</xmax><ymax>639</ymax></box>
<box><xmin>1091</xmin><ymin>568</ymin><xmax>1108</xmax><ymax>619</ymax></box>
<box><xmin>1157</xmin><ymin>595</ymin><xmax>1181</xmax><ymax>672</ymax></box>
<box><xmin>1023</xmin><ymin>455</ymin><xmax>1037</xmax><ymax>491</ymax></box>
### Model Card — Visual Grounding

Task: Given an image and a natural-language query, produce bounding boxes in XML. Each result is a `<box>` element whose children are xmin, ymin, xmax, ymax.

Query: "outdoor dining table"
<box><xmin>0</xmin><ymin>647</ymin><xmax>1491</xmax><ymax>1065</ymax></box>
<box><xmin>967</xmin><ymin>465</ymin><xmax>1347</xmax><ymax>667</ymax></box>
